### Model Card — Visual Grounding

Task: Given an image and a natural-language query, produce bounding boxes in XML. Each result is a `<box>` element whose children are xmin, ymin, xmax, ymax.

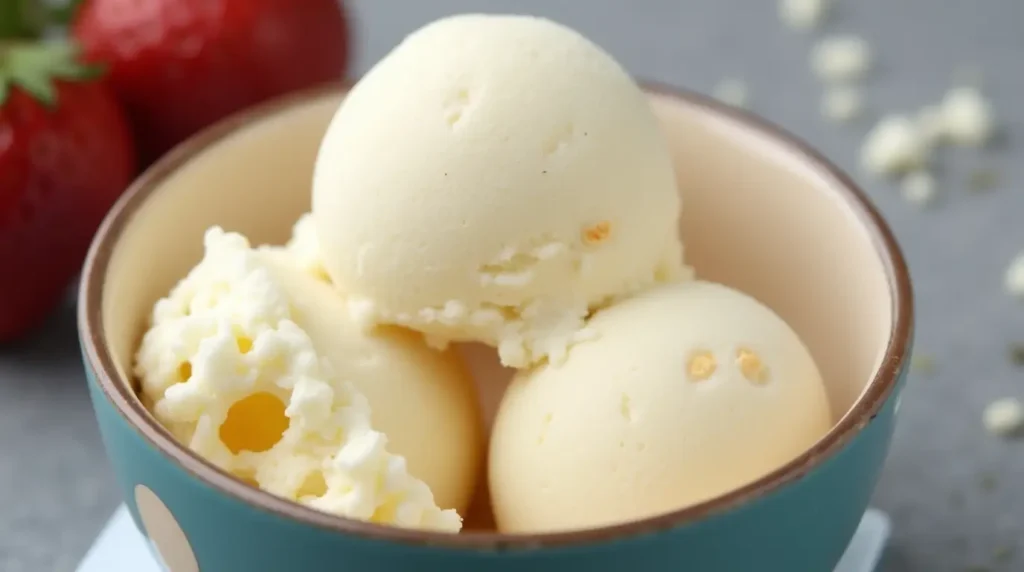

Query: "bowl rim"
<box><xmin>78</xmin><ymin>79</ymin><xmax>913</xmax><ymax>551</ymax></box>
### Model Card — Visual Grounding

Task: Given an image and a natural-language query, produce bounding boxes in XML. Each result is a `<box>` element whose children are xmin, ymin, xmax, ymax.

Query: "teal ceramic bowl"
<box><xmin>78</xmin><ymin>83</ymin><xmax>912</xmax><ymax>572</ymax></box>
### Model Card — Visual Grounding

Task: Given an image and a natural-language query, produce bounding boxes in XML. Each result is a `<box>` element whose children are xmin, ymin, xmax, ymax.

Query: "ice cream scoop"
<box><xmin>488</xmin><ymin>280</ymin><xmax>833</xmax><ymax>533</ymax></box>
<box><xmin>135</xmin><ymin>228</ymin><xmax>481</xmax><ymax>527</ymax></box>
<box><xmin>311</xmin><ymin>14</ymin><xmax>685</xmax><ymax>368</ymax></box>
<box><xmin>259</xmin><ymin>250</ymin><xmax>482</xmax><ymax>515</ymax></box>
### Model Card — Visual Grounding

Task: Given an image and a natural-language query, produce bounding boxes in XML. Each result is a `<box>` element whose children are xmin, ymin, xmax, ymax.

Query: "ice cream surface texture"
<box><xmin>311</xmin><ymin>14</ymin><xmax>686</xmax><ymax>368</ymax></box>
<box><xmin>488</xmin><ymin>281</ymin><xmax>833</xmax><ymax>533</ymax></box>
<box><xmin>135</xmin><ymin>228</ymin><xmax>480</xmax><ymax>532</ymax></box>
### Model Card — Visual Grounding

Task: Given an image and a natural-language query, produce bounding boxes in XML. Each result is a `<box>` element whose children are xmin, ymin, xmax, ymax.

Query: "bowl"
<box><xmin>78</xmin><ymin>82</ymin><xmax>913</xmax><ymax>572</ymax></box>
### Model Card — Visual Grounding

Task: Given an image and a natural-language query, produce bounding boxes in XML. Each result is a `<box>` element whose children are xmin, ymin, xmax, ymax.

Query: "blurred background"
<box><xmin>1</xmin><ymin>1</ymin><xmax>1022</xmax><ymax>571</ymax></box>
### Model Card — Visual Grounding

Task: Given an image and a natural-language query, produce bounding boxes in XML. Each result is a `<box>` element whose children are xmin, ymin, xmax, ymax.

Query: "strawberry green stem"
<box><xmin>0</xmin><ymin>41</ymin><xmax>104</xmax><ymax>108</ymax></box>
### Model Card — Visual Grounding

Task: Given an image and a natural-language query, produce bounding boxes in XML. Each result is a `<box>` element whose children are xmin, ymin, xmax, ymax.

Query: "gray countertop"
<box><xmin>2</xmin><ymin>1</ymin><xmax>1022</xmax><ymax>570</ymax></box>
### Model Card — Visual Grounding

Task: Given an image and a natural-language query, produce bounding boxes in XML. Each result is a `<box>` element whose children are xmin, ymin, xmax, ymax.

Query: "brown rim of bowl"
<box><xmin>78</xmin><ymin>79</ymin><xmax>913</xmax><ymax>551</ymax></box>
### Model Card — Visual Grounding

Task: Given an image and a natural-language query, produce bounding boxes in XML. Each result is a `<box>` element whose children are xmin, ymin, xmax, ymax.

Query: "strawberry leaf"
<box><xmin>10</xmin><ymin>65</ymin><xmax>57</xmax><ymax>106</ymax></box>
<box><xmin>0</xmin><ymin>40</ymin><xmax>102</xmax><ymax>108</ymax></box>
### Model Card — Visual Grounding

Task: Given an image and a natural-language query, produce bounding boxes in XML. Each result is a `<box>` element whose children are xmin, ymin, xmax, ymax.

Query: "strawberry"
<box><xmin>0</xmin><ymin>42</ymin><xmax>135</xmax><ymax>342</ymax></box>
<box><xmin>71</xmin><ymin>0</ymin><xmax>350</xmax><ymax>167</ymax></box>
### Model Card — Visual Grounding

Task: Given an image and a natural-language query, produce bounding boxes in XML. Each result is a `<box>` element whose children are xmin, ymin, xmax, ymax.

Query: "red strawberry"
<box><xmin>0</xmin><ymin>42</ymin><xmax>135</xmax><ymax>342</ymax></box>
<box><xmin>71</xmin><ymin>0</ymin><xmax>350</xmax><ymax>166</ymax></box>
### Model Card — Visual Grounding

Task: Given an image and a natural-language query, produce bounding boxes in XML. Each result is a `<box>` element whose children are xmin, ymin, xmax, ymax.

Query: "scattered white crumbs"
<box><xmin>821</xmin><ymin>85</ymin><xmax>863</xmax><ymax>123</ymax></box>
<box><xmin>901</xmin><ymin>171</ymin><xmax>937</xmax><ymax>208</ymax></box>
<box><xmin>811</xmin><ymin>35</ymin><xmax>872</xmax><ymax>83</ymax></box>
<box><xmin>855</xmin><ymin>85</ymin><xmax>998</xmax><ymax>201</ymax></box>
<box><xmin>712</xmin><ymin>78</ymin><xmax>749</xmax><ymax>108</ymax></box>
<box><xmin>905</xmin><ymin>86</ymin><xmax>996</xmax><ymax>149</ymax></box>
<box><xmin>861</xmin><ymin>115</ymin><xmax>929</xmax><ymax>177</ymax></box>
<box><xmin>983</xmin><ymin>398</ymin><xmax>1024</xmax><ymax>439</ymax></box>
<box><xmin>1006</xmin><ymin>252</ymin><xmax>1024</xmax><ymax>299</ymax></box>
<box><xmin>939</xmin><ymin>86</ymin><xmax>995</xmax><ymax>147</ymax></box>
<box><xmin>780</xmin><ymin>0</ymin><xmax>829</xmax><ymax>30</ymax></box>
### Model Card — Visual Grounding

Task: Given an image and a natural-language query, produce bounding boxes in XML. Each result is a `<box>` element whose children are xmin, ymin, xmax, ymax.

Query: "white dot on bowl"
<box><xmin>134</xmin><ymin>484</ymin><xmax>199</xmax><ymax>572</ymax></box>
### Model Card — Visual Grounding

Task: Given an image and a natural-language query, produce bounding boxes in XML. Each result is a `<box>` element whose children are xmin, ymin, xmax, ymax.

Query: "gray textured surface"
<box><xmin>1</xmin><ymin>1</ymin><xmax>1022</xmax><ymax>571</ymax></box>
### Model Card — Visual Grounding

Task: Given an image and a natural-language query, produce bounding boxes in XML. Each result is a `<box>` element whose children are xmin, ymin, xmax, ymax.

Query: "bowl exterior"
<box><xmin>83</xmin><ymin>340</ymin><xmax>907</xmax><ymax>572</ymax></box>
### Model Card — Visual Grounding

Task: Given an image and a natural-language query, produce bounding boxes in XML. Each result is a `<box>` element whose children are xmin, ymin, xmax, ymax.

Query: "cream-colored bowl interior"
<box><xmin>100</xmin><ymin>88</ymin><xmax>892</xmax><ymax>530</ymax></box>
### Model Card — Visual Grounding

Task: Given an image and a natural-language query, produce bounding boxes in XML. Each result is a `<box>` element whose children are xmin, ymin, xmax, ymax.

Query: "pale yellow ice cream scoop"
<box><xmin>260</xmin><ymin>251</ymin><xmax>482</xmax><ymax>515</ymax></box>
<box><xmin>311</xmin><ymin>14</ymin><xmax>685</xmax><ymax>368</ymax></box>
<box><xmin>488</xmin><ymin>281</ymin><xmax>832</xmax><ymax>533</ymax></box>
<box><xmin>135</xmin><ymin>229</ymin><xmax>481</xmax><ymax>526</ymax></box>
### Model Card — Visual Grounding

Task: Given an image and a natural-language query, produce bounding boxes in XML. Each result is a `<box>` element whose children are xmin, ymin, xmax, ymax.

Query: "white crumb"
<box><xmin>780</xmin><ymin>0</ymin><xmax>829</xmax><ymax>30</ymax></box>
<box><xmin>900</xmin><ymin>171</ymin><xmax>937</xmax><ymax>208</ymax></box>
<box><xmin>861</xmin><ymin>115</ymin><xmax>929</xmax><ymax>177</ymax></box>
<box><xmin>983</xmin><ymin>398</ymin><xmax>1024</xmax><ymax>438</ymax></box>
<box><xmin>821</xmin><ymin>85</ymin><xmax>864</xmax><ymax>123</ymax></box>
<box><xmin>712</xmin><ymin>78</ymin><xmax>749</xmax><ymax>108</ymax></box>
<box><xmin>1006</xmin><ymin>252</ymin><xmax>1024</xmax><ymax>299</ymax></box>
<box><xmin>939</xmin><ymin>86</ymin><xmax>995</xmax><ymax>147</ymax></box>
<box><xmin>812</xmin><ymin>35</ymin><xmax>872</xmax><ymax>83</ymax></box>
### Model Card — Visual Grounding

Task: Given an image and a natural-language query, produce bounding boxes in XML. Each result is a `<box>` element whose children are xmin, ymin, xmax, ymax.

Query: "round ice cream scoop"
<box><xmin>311</xmin><ymin>14</ymin><xmax>684</xmax><ymax>368</ymax></box>
<box><xmin>488</xmin><ymin>281</ymin><xmax>833</xmax><ymax>533</ymax></box>
<box><xmin>260</xmin><ymin>251</ymin><xmax>482</xmax><ymax>515</ymax></box>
